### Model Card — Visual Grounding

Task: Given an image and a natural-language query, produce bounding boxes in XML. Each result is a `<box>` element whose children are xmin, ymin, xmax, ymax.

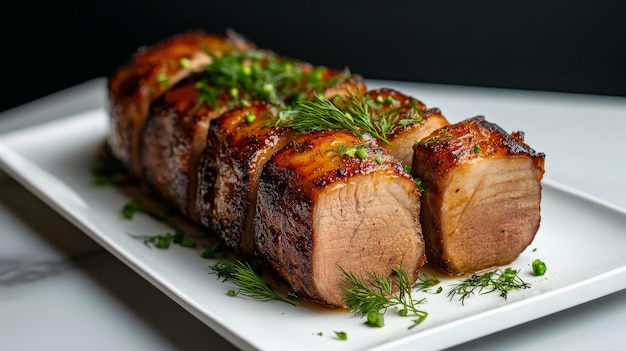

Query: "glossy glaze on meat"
<box><xmin>195</xmin><ymin>102</ymin><xmax>295</xmax><ymax>255</ymax></box>
<box><xmin>108</xmin><ymin>31</ymin><xmax>255</xmax><ymax>178</ymax></box>
<box><xmin>107</xmin><ymin>31</ymin><xmax>545</xmax><ymax>308</ymax></box>
<box><xmin>412</xmin><ymin>116</ymin><xmax>545</xmax><ymax>274</ymax></box>
<box><xmin>141</xmin><ymin>79</ymin><xmax>232</xmax><ymax>216</ymax></box>
<box><xmin>255</xmin><ymin>131</ymin><xmax>426</xmax><ymax>306</ymax></box>
<box><xmin>365</xmin><ymin>88</ymin><xmax>449</xmax><ymax>166</ymax></box>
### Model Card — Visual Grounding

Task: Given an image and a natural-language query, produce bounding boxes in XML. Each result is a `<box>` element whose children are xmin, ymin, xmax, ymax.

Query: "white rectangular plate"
<box><xmin>1</xmin><ymin>109</ymin><xmax>625</xmax><ymax>351</ymax></box>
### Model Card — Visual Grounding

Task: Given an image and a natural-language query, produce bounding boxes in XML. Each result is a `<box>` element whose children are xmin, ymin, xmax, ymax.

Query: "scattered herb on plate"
<box><xmin>340</xmin><ymin>266</ymin><xmax>428</xmax><ymax>329</ymax></box>
<box><xmin>532</xmin><ymin>259</ymin><xmax>547</xmax><ymax>276</ymax></box>
<box><xmin>447</xmin><ymin>267</ymin><xmax>531</xmax><ymax>305</ymax></box>
<box><xmin>210</xmin><ymin>259</ymin><xmax>294</xmax><ymax>305</ymax></box>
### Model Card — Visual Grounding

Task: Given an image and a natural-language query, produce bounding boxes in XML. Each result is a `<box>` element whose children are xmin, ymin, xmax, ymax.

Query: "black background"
<box><xmin>2</xmin><ymin>1</ymin><xmax>625</xmax><ymax>113</ymax></box>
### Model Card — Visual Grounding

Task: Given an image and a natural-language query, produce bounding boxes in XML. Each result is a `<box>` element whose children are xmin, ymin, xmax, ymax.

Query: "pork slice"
<box><xmin>108</xmin><ymin>31</ymin><xmax>255</xmax><ymax>178</ymax></box>
<box><xmin>141</xmin><ymin>80</ymin><xmax>230</xmax><ymax>216</ymax></box>
<box><xmin>255</xmin><ymin>131</ymin><xmax>426</xmax><ymax>307</ymax></box>
<box><xmin>195</xmin><ymin>102</ymin><xmax>294</xmax><ymax>254</ymax></box>
<box><xmin>412</xmin><ymin>116</ymin><xmax>545</xmax><ymax>275</ymax></box>
<box><xmin>365</xmin><ymin>89</ymin><xmax>449</xmax><ymax>166</ymax></box>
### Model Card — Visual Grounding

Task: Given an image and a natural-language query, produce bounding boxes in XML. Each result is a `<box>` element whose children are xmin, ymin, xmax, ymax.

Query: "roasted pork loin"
<box><xmin>365</xmin><ymin>88</ymin><xmax>449</xmax><ymax>166</ymax></box>
<box><xmin>412</xmin><ymin>116</ymin><xmax>545</xmax><ymax>275</ymax></box>
<box><xmin>255</xmin><ymin>131</ymin><xmax>426</xmax><ymax>306</ymax></box>
<box><xmin>108</xmin><ymin>31</ymin><xmax>255</xmax><ymax>178</ymax></box>
<box><xmin>141</xmin><ymin>79</ymin><xmax>232</xmax><ymax>217</ymax></box>
<box><xmin>195</xmin><ymin>102</ymin><xmax>295</xmax><ymax>255</ymax></box>
<box><xmin>140</xmin><ymin>51</ymin><xmax>364</xmax><ymax>221</ymax></box>
<box><xmin>107</xmin><ymin>31</ymin><xmax>545</xmax><ymax>308</ymax></box>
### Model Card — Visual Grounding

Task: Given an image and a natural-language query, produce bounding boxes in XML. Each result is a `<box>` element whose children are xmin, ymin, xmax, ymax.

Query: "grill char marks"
<box><xmin>195</xmin><ymin>102</ymin><xmax>295</xmax><ymax>255</ymax></box>
<box><xmin>255</xmin><ymin>131</ymin><xmax>426</xmax><ymax>306</ymax></box>
<box><xmin>108</xmin><ymin>31</ymin><xmax>255</xmax><ymax>178</ymax></box>
<box><xmin>412</xmin><ymin>116</ymin><xmax>545</xmax><ymax>275</ymax></box>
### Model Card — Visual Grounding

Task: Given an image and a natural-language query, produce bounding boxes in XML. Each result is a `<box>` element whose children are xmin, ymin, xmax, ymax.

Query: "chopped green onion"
<box><xmin>367</xmin><ymin>311</ymin><xmax>385</xmax><ymax>327</ymax></box>
<box><xmin>245</xmin><ymin>112</ymin><xmax>256</xmax><ymax>123</ymax></box>
<box><xmin>230</xmin><ymin>87</ymin><xmax>239</xmax><ymax>98</ymax></box>
<box><xmin>334</xmin><ymin>331</ymin><xmax>348</xmax><ymax>341</ymax></box>
<box><xmin>178</xmin><ymin>57</ymin><xmax>191</xmax><ymax>68</ymax></box>
<box><xmin>532</xmin><ymin>259</ymin><xmax>547</xmax><ymax>276</ymax></box>
<box><xmin>355</xmin><ymin>147</ymin><xmax>367</xmax><ymax>160</ymax></box>
<box><xmin>155</xmin><ymin>73</ymin><xmax>169</xmax><ymax>85</ymax></box>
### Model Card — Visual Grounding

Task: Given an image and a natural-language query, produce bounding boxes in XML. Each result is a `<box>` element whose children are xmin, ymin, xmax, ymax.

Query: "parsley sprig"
<box><xmin>194</xmin><ymin>50</ymin><xmax>350</xmax><ymax>110</ymax></box>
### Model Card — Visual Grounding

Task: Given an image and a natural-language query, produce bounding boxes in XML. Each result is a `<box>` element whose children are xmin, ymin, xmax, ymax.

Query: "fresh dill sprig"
<box><xmin>447</xmin><ymin>267</ymin><xmax>531</xmax><ymax>305</ymax></box>
<box><xmin>210</xmin><ymin>259</ymin><xmax>294</xmax><ymax>305</ymax></box>
<box><xmin>414</xmin><ymin>274</ymin><xmax>442</xmax><ymax>294</ymax></box>
<box><xmin>417</xmin><ymin>127</ymin><xmax>454</xmax><ymax>146</ymax></box>
<box><xmin>275</xmin><ymin>91</ymin><xmax>423</xmax><ymax>146</ymax></box>
<box><xmin>340</xmin><ymin>266</ymin><xmax>428</xmax><ymax>329</ymax></box>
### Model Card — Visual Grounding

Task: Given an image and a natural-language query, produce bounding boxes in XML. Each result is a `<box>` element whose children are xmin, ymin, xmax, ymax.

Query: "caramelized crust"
<box><xmin>140</xmin><ymin>79</ymin><xmax>232</xmax><ymax>216</ymax></box>
<box><xmin>106</xmin><ymin>31</ymin><xmax>546</xmax><ymax>307</ymax></box>
<box><xmin>412</xmin><ymin>116</ymin><xmax>545</xmax><ymax>274</ymax></box>
<box><xmin>255</xmin><ymin>131</ymin><xmax>425</xmax><ymax>306</ymax></box>
<box><xmin>365</xmin><ymin>88</ymin><xmax>449</xmax><ymax>166</ymax></box>
<box><xmin>195</xmin><ymin>102</ymin><xmax>295</xmax><ymax>254</ymax></box>
<box><xmin>108</xmin><ymin>31</ymin><xmax>255</xmax><ymax>178</ymax></box>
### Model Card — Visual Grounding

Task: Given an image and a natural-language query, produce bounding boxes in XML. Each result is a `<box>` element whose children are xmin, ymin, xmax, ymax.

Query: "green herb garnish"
<box><xmin>155</xmin><ymin>72</ymin><xmax>170</xmax><ymax>87</ymax></box>
<box><xmin>418</xmin><ymin>127</ymin><xmax>453</xmax><ymax>146</ymax></box>
<box><xmin>276</xmin><ymin>91</ymin><xmax>423</xmax><ymax>146</ymax></box>
<box><xmin>340</xmin><ymin>266</ymin><xmax>428</xmax><ymax>329</ymax></box>
<box><xmin>130</xmin><ymin>232</ymin><xmax>174</xmax><ymax>249</ymax></box>
<box><xmin>178</xmin><ymin>57</ymin><xmax>191</xmax><ymax>68</ymax></box>
<box><xmin>532</xmin><ymin>259</ymin><xmax>547</xmax><ymax>276</ymax></box>
<box><xmin>200</xmin><ymin>243</ymin><xmax>222</xmax><ymax>259</ymax></box>
<box><xmin>194</xmin><ymin>50</ymin><xmax>350</xmax><ymax>110</ymax></box>
<box><xmin>330</xmin><ymin>142</ymin><xmax>369</xmax><ymax>160</ymax></box>
<box><xmin>334</xmin><ymin>331</ymin><xmax>348</xmax><ymax>341</ymax></box>
<box><xmin>414</xmin><ymin>274</ymin><xmax>441</xmax><ymax>293</ymax></box>
<box><xmin>122</xmin><ymin>199</ymin><xmax>144</xmax><ymax>219</ymax></box>
<box><xmin>210</xmin><ymin>260</ymin><xmax>294</xmax><ymax>305</ymax></box>
<box><xmin>448</xmin><ymin>268</ymin><xmax>531</xmax><ymax>305</ymax></box>
<box><xmin>414</xmin><ymin>178</ymin><xmax>425</xmax><ymax>193</ymax></box>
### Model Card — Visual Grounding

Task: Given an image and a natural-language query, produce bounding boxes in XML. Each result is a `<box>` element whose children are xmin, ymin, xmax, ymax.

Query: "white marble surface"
<box><xmin>0</xmin><ymin>79</ymin><xmax>624</xmax><ymax>350</ymax></box>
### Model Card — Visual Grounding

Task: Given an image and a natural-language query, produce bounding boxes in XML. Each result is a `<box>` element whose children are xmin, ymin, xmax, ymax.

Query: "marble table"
<box><xmin>1</xmin><ymin>79</ymin><xmax>624</xmax><ymax>350</ymax></box>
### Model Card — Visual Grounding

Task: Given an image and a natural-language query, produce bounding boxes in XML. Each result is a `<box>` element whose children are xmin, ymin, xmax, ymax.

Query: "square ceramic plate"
<box><xmin>0</xmin><ymin>108</ymin><xmax>625</xmax><ymax>351</ymax></box>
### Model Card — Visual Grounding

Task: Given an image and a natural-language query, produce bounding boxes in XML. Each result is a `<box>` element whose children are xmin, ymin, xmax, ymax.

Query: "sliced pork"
<box><xmin>365</xmin><ymin>88</ymin><xmax>449</xmax><ymax>166</ymax></box>
<box><xmin>141</xmin><ymin>52</ymin><xmax>364</xmax><ymax>221</ymax></box>
<box><xmin>108</xmin><ymin>31</ymin><xmax>255</xmax><ymax>178</ymax></box>
<box><xmin>412</xmin><ymin>116</ymin><xmax>545</xmax><ymax>275</ymax></box>
<box><xmin>255</xmin><ymin>131</ymin><xmax>426</xmax><ymax>306</ymax></box>
<box><xmin>140</xmin><ymin>79</ymin><xmax>231</xmax><ymax>217</ymax></box>
<box><xmin>195</xmin><ymin>102</ymin><xmax>294</xmax><ymax>255</ymax></box>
